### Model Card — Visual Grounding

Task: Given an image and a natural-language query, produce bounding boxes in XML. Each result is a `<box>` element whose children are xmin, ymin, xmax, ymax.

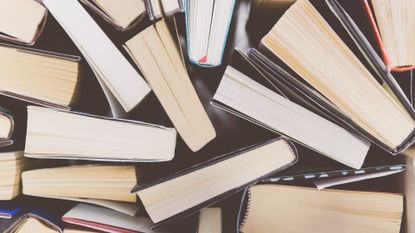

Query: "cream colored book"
<box><xmin>240</xmin><ymin>184</ymin><xmax>403</xmax><ymax>233</ymax></box>
<box><xmin>370</xmin><ymin>0</ymin><xmax>415</xmax><ymax>68</ymax></box>
<box><xmin>88</xmin><ymin>0</ymin><xmax>145</xmax><ymax>29</ymax></box>
<box><xmin>0</xmin><ymin>0</ymin><xmax>47</xmax><ymax>44</ymax></box>
<box><xmin>198</xmin><ymin>208</ymin><xmax>222</xmax><ymax>233</ymax></box>
<box><xmin>24</xmin><ymin>106</ymin><xmax>177</xmax><ymax>162</ymax></box>
<box><xmin>15</xmin><ymin>217</ymin><xmax>59</xmax><ymax>233</ymax></box>
<box><xmin>124</xmin><ymin>19</ymin><xmax>216</xmax><ymax>152</ymax></box>
<box><xmin>0</xmin><ymin>44</ymin><xmax>81</xmax><ymax>110</ymax></box>
<box><xmin>261</xmin><ymin>0</ymin><xmax>415</xmax><ymax>153</ymax></box>
<box><xmin>0</xmin><ymin>151</ymin><xmax>26</xmax><ymax>200</ymax></box>
<box><xmin>133</xmin><ymin>138</ymin><xmax>297</xmax><ymax>225</ymax></box>
<box><xmin>22</xmin><ymin>165</ymin><xmax>137</xmax><ymax>203</ymax></box>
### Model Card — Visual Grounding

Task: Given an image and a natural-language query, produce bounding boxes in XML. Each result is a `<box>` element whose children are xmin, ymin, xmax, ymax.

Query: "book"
<box><xmin>42</xmin><ymin>0</ymin><xmax>151</xmax><ymax>116</ymax></box>
<box><xmin>160</xmin><ymin>0</ymin><xmax>180</xmax><ymax>16</ymax></box>
<box><xmin>22</xmin><ymin>165</ymin><xmax>137</xmax><ymax>203</ymax></box>
<box><xmin>402</xmin><ymin>147</ymin><xmax>415</xmax><ymax>233</ymax></box>
<box><xmin>24</xmin><ymin>106</ymin><xmax>177</xmax><ymax>162</ymax></box>
<box><xmin>363</xmin><ymin>0</ymin><xmax>415</xmax><ymax>72</ymax></box>
<box><xmin>62</xmin><ymin>203</ymin><xmax>157</xmax><ymax>233</ymax></box>
<box><xmin>212</xmin><ymin>64</ymin><xmax>370</xmax><ymax>168</ymax></box>
<box><xmin>0</xmin><ymin>108</ymin><xmax>14</xmax><ymax>147</ymax></box>
<box><xmin>79</xmin><ymin>0</ymin><xmax>146</xmax><ymax>31</ymax></box>
<box><xmin>132</xmin><ymin>138</ymin><xmax>297</xmax><ymax>227</ymax></box>
<box><xmin>4</xmin><ymin>201</ymin><xmax>72</xmax><ymax>233</ymax></box>
<box><xmin>22</xmin><ymin>165</ymin><xmax>137</xmax><ymax>202</ymax></box>
<box><xmin>39</xmin><ymin>197</ymin><xmax>139</xmax><ymax>217</ymax></box>
<box><xmin>148</xmin><ymin>0</ymin><xmax>163</xmax><ymax>20</ymax></box>
<box><xmin>11</xmin><ymin>217</ymin><xmax>60</xmax><ymax>233</ymax></box>
<box><xmin>238</xmin><ymin>184</ymin><xmax>403</xmax><ymax>233</ymax></box>
<box><xmin>197</xmin><ymin>208</ymin><xmax>221</xmax><ymax>233</ymax></box>
<box><xmin>185</xmin><ymin>0</ymin><xmax>236</xmax><ymax>67</ymax></box>
<box><xmin>0</xmin><ymin>43</ymin><xmax>82</xmax><ymax>110</ymax></box>
<box><xmin>262</xmin><ymin>146</ymin><xmax>405</xmax><ymax>184</ymax></box>
<box><xmin>124</xmin><ymin>19</ymin><xmax>216</xmax><ymax>152</ymax></box>
<box><xmin>0</xmin><ymin>151</ymin><xmax>26</xmax><ymax>200</ymax></box>
<box><xmin>260</xmin><ymin>0</ymin><xmax>415</xmax><ymax>154</ymax></box>
<box><xmin>312</xmin><ymin>167</ymin><xmax>403</xmax><ymax>190</ymax></box>
<box><xmin>0</xmin><ymin>0</ymin><xmax>47</xmax><ymax>45</ymax></box>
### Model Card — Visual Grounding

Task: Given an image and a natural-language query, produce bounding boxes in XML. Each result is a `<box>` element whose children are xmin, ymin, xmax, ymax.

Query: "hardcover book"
<box><xmin>238</xmin><ymin>184</ymin><xmax>403</xmax><ymax>233</ymax></box>
<box><xmin>259</xmin><ymin>0</ymin><xmax>415</xmax><ymax>154</ymax></box>
<box><xmin>0</xmin><ymin>0</ymin><xmax>47</xmax><ymax>45</ymax></box>
<box><xmin>212</xmin><ymin>52</ymin><xmax>370</xmax><ymax>168</ymax></box>
<box><xmin>42</xmin><ymin>0</ymin><xmax>151</xmax><ymax>116</ymax></box>
<box><xmin>24</xmin><ymin>106</ymin><xmax>177</xmax><ymax>162</ymax></box>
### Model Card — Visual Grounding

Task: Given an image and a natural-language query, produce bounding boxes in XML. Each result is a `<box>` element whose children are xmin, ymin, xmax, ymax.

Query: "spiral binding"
<box><xmin>237</xmin><ymin>187</ymin><xmax>252</xmax><ymax>233</ymax></box>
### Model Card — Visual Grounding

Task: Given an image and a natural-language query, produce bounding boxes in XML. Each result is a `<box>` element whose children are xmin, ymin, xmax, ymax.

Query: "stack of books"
<box><xmin>0</xmin><ymin>0</ymin><xmax>413</xmax><ymax>232</ymax></box>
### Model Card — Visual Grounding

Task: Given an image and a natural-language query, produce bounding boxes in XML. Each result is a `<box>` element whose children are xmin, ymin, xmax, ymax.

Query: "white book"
<box><xmin>186</xmin><ymin>0</ymin><xmax>235</xmax><ymax>67</ymax></box>
<box><xmin>24</xmin><ymin>106</ymin><xmax>177</xmax><ymax>162</ymax></box>
<box><xmin>0</xmin><ymin>0</ymin><xmax>47</xmax><ymax>44</ymax></box>
<box><xmin>212</xmin><ymin>66</ymin><xmax>371</xmax><ymax>168</ymax></box>
<box><xmin>160</xmin><ymin>0</ymin><xmax>180</xmax><ymax>15</ymax></box>
<box><xmin>149</xmin><ymin>0</ymin><xmax>163</xmax><ymax>19</ymax></box>
<box><xmin>42</xmin><ymin>0</ymin><xmax>151</xmax><ymax>116</ymax></box>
